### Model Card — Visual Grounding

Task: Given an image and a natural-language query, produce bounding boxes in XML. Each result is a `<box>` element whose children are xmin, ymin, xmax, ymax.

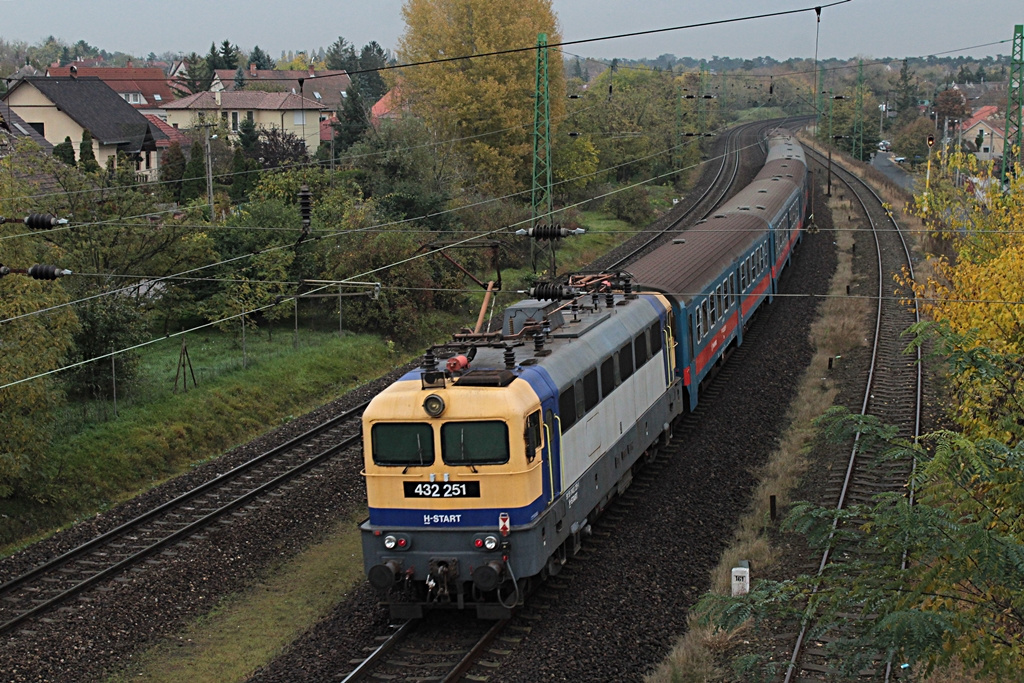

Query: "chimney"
<box><xmin>215</xmin><ymin>90</ymin><xmax>221</xmax><ymax>106</ymax></box>
<box><xmin>250</xmin><ymin>63</ymin><xmax>256</xmax><ymax>76</ymax></box>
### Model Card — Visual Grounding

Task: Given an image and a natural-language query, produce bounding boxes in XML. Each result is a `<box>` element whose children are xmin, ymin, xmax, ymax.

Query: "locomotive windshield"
<box><xmin>441</xmin><ymin>421</ymin><xmax>509</xmax><ymax>465</ymax></box>
<box><xmin>371</xmin><ymin>423</ymin><xmax>434</xmax><ymax>466</ymax></box>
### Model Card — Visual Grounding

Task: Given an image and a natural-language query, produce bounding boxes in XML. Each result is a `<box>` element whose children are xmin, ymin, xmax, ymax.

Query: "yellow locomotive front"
<box><xmin>360</xmin><ymin>360</ymin><xmax>551</xmax><ymax>618</ymax></box>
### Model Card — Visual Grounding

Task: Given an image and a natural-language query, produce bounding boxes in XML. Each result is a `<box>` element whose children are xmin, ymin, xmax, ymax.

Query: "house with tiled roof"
<box><xmin>959</xmin><ymin>105</ymin><xmax>1005</xmax><ymax>162</ymax></box>
<box><xmin>211</xmin><ymin>66</ymin><xmax>350</xmax><ymax>115</ymax></box>
<box><xmin>45</xmin><ymin>65</ymin><xmax>175</xmax><ymax>118</ymax></box>
<box><xmin>370</xmin><ymin>88</ymin><xmax>404</xmax><ymax>126</ymax></box>
<box><xmin>2</xmin><ymin>76</ymin><xmax>166</xmax><ymax>177</ymax></box>
<box><xmin>162</xmin><ymin>90</ymin><xmax>325</xmax><ymax>151</ymax></box>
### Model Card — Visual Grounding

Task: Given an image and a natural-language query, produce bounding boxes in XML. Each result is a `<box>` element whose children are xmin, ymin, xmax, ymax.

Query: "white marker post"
<box><xmin>731</xmin><ymin>564</ymin><xmax>750</xmax><ymax>597</ymax></box>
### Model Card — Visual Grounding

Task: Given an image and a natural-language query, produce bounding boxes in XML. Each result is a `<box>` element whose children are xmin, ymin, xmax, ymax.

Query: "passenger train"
<box><xmin>359</xmin><ymin>130</ymin><xmax>809</xmax><ymax>618</ymax></box>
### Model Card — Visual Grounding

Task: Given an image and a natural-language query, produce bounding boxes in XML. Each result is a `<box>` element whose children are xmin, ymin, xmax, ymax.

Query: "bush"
<box><xmin>605</xmin><ymin>186</ymin><xmax>655</xmax><ymax>225</ymax></box>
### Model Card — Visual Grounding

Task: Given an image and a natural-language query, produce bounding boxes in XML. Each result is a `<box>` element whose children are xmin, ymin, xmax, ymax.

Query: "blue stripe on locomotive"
<box><xmin>378</xmin><ymin>293</ymin><xmax>670</xmax><ymax>530</ymax></box>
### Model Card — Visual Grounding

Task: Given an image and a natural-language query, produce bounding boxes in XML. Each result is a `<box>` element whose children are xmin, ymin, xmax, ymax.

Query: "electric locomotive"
<box><xmin>360</xmin><ymin>130</ymin><xmax>808</xmax><ymax>618</ymax></box>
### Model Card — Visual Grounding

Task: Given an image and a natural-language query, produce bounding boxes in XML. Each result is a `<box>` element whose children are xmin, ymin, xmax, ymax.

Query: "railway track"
<box><xmin>340</xmin><ymin>613</ymin><xmax>510</xmax><ymax>682</ymax></box>
<box><xmin>780</xmin><ymin>145</ymin><xmax>923</xmax><ymax>682</ymax></box>
<box><xmin>0</xmin><ymin>401</ymin><xmax>369</xmax><ymax>638</ymax></box>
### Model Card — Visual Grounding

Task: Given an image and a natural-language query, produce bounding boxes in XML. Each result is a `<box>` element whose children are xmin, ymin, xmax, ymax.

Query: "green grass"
<box><xmin>1</xmin><ymin>332</ymin><xmax>417</xmax><ymax>551</ymax></box>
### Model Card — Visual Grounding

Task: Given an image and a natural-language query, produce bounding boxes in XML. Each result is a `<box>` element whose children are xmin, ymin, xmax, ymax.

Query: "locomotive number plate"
<box><xmin>404</xmin><ymin>481</ymin><xmax>481</xmax><ymax>498</ymax></box>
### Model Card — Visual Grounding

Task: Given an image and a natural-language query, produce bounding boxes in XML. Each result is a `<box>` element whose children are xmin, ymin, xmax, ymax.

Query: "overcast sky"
<box><xmin>0</xmin><ymin>0</ymin><xmax>1018</xmax><ymax>63</ymax></box>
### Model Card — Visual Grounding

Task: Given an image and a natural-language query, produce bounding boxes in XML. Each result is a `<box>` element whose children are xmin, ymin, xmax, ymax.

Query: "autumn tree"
<box><xmin>933</xmin><ymin>88</ymin><xmax>970</xmax><ymax>128</ymax></box>
<box><xmin>397</xmin><ymin>0</ymin><xmax>565</xmax><ymax>196</ymax></box>
<box><xmin>700</xmin><ymin>405</ymin><xmax>1024</xmax><ymax>678</ymax></box>
<box><xmin>893</xmin><ymin>117</ymin><xmax>934</xmax><ymax>166</ymax></box>
<box><xmin>0</xmin><ymin>141</ymin><xmax>78</xmax><ymax>499</ymax></box>
<box><xmin>904</xmin><ymin>154</ymin><xmax>1024</xmax><ymax>443</ymax></box>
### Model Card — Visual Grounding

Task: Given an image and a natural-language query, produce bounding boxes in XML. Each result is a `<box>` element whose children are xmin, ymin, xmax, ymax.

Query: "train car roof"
<box><xmin>629</xmin><ymin>133</ymin><xmax>805</xmax><ymax>306</ymax></box>
<box><xmin>629</xmin><ymin>213</ymin><xmax>768</xmax><ymax>305</ymax></box>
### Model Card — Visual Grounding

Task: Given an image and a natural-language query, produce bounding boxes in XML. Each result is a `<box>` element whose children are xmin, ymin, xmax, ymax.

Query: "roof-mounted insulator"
<box><xmin>503</xmin><ymin>346</ymin><xmax>517</xmax><ymax>370</ymax></box>
<box><xmin>605</xmin><ymin>292</ymin><xmax>615</xmax><ymax>309</ymax></box>
<box><xmin>623</xmin><ymin>277</ymin><xmax>636</xmax><ymax>300</ymax></box>
<box><xmin>421</xmin><ymin>348</ymin><xmax>437</xmax><ymax>370</ymax></box>
<box><xmin>529</xmin><ymin>283</ymin><xmax>579</xmax><ymax>301</ymax></box>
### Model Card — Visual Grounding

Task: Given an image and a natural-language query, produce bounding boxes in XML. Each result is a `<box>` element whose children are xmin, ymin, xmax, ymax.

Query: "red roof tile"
<box><xmin>163</xmin><ymin>91</ymin><xmax>324</xmax><ymax>111</ymax></box>
<box><xmin>46</xmin><ymin>66</ymin><xmax>175</xmax><ymax>107</ymax></box>
<box><xmin>144</xmin><ymin>115</ymin><xmax>188</xmax><ymax>148</ymax></box>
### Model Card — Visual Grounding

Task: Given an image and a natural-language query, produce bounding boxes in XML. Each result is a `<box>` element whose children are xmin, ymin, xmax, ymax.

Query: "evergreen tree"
<box><xmin>53</xmin><ymin>136</ymin><xmax>76</xmax><ymax>167</ymax></box>
<box><xmin>171</xmin><ymin>52</ymin><xmax>214</xmax><ymax>96</ymax></box>
<box><xmin>249</xmin><ymin>45</ymin><xmax>274</xmax><ymax>70</ymax></box>
<box><xmin>78</xmin><ymin>130</ymin><xmax>100</xmax><ymax>172</ymax></box>
<box><xmin>228</xmin><ymin>147</ymin><xmax>256</xmax><ymax>203</ymax></box>
<box><xmin>205</xmin><ymin>42</ymin><xmax>224</xmax><ymax>71</ymax></box>
<box><xmin>181</xmin><ymin>141</ymin><xmax>207</xmax><ymax>201</ymax></box>
<box><xmin>159</xmin><ymin>140</ymin><xmax>186</xmax><ymax>201</ymax></box>
<box><xmin>234</xmin><ymin>66</ymin><xmax>246</xmax><ymax>89</ymax></box>
<box><xmin>325</xmin><ymin>36</ymin><xmax>358</xmax><ymax>72</ymax></box>
<box><xmin>333</xmin><ymin>81</ymin><xmax>369</xmax><ymax>151</ymax></box>
<box><xmin>237</xmin><ymin>117</ymin><xmax>259</xmax><ymax>153</ymax></box>
<box><xmin>894</xmin><ymin>59</ymin><xmax>919</xmax><ymax>129</ymax></box>
<box><xmin>356</xmin><ymin>41</ymin><xmax>388</xmax><ymax>103</ymax></box>
<box><xmin>219</xmin><ymin>39</ymin><xmax>239</xmax><ymax>70</ymax></box>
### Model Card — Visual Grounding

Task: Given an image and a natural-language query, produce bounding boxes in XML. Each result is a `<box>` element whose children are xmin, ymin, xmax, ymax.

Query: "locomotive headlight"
<box><xmin>384</xmin><ymin>535</ymin><xmax>398</xmax><ymax>550</ymax></box>
<box><xmin>423</xmin><ymin>394</ymin><xmax>446</xmax><ymax>417</ymax></box>
<box><xmin>484</xmin><ymin>535</ymin><xmax>499</xmax><ymax>551</ymax></box>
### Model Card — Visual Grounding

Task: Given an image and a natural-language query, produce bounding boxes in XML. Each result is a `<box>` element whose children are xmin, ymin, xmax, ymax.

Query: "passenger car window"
<box><xmin>618</xmin><ymin>344</ymin><xmax>634</xmax><ymax>381</ymax></box>
<box><xmin>559</xmin><ymin>386</ymin><xmax>577</xmax><ymax>430</ymax></box>
<box><xmin>441</xmin><ymin>421</ymin><xmax>509</xmax><ymax>465</ymax></box>
<box><xmin>649</xmin><ymin>322</ymin><xmax>662</xmax><ymax>354</ymax></box>
<box><xmin>634</xmin><ymin>332</ymin><xmax>649</xmax><ymax>369</ymax></box>
<box><xmin>600</xmin><ymin>357</ymin><xmax>616</xmax><ymax>399</ymax></box>
<box><xmin>371</xmin><ymin>423</ymin><xmax>434</xmax><ymax>466</ymax></box>
<box><xmin>583</xmin><ymin>371</ymin><xmax>600</xmax><ymax>411</ymax></box>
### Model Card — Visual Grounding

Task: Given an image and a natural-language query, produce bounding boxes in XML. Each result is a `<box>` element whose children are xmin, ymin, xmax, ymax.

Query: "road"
<box><xmin>870</xmin><ymin>151</ymin><xmax>917</xmax><ymax>193</ymax></box>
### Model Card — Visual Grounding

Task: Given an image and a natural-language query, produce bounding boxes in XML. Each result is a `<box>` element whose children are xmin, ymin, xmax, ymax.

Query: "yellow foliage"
<box><xmin>397</xmin><ymin>0</ymin><xmax>565</xmax><ymax>196</ymax></box>
<box><xmin>902</xmin><ymin>154</ymin><xmax>1024</xmax><ymax>441</ymax></box>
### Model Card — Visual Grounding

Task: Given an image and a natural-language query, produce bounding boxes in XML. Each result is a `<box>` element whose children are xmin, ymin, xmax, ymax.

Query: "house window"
<box><xmin>29</xmin><ymin>122</ymin><xmax>44</xmax><ymax>136</ymax></box>
<box><xmin>293</xmin><ymin>111</ymin><xmax>306</xmax><ymax>125</ymax></box>
<box><xmin>231</xmin><ymin>112</ymin><xmax>239</xmax><ymax>131</ymax></box>
<box><xmin>247</xmin><ymin>111</ymin><xmax>254</xmax><ymax>122</ymax></box>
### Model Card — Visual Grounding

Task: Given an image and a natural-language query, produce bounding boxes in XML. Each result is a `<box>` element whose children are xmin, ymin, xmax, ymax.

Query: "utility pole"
<box><xmin>204</xmin><ymin>125</ymin><xmax>214</xmax><ymax>221</ymax></box>
<box><xmin>1001</xmin><ymin>24</ymin><xmax>1023</xmax><ymax>183</ymax></box>
<box><xmin>530</xmin><ymin>32</ymin><xmax>553</xmax><ymax>274</ymax></box>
